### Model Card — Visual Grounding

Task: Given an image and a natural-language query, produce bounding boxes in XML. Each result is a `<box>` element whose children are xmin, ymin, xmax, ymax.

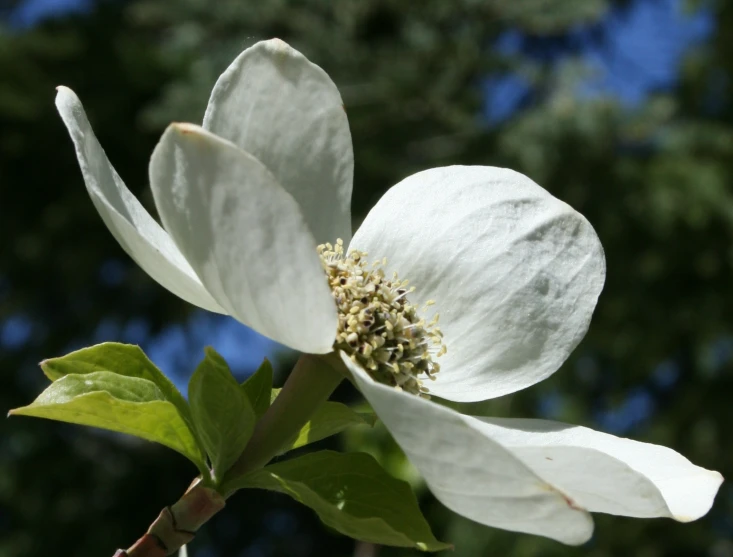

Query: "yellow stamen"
<box><xmin>318</xmin><ymin>239</ymin><xmax>447</xmax><ymax>397</ymax></box>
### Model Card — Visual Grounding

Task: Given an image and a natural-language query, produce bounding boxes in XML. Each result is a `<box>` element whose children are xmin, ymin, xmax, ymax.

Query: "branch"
<box><xmin>113</xmin><ymin>479</ymin><xmax>225</xmax><ymax>557</ymax></box>
<box><xmin>354</xmin><ymin>542</ymin><xmax>380</xmax><ymax>557</ymax></box>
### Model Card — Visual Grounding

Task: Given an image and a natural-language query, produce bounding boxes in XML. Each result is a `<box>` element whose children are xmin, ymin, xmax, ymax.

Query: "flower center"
<box><xmin>318</xmin><ymin>239</ymin><xmax>446</xmax><ymax>397</ymax></box>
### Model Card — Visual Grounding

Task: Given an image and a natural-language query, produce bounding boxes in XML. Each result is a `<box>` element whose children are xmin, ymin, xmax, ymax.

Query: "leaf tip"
<box><xmin>416</xmin><ymin>540</ymin><xmax>454</xmax><ymax>552</ymax></box>
<box><xmin>39</xmin><ymin>358</ymin><xmax>59</xmax><ymax>381</ymax></box>
<box><xmin>202</xmin><ymin>345</ymin><xmax>226</xmax><ymax>363</ymax></box>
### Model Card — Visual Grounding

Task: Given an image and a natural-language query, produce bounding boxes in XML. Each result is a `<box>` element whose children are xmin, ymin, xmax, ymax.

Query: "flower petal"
<box><xmin>342</xmin><ymin>353</ymin><xmax>594</xmax><ymax>545</ymax></box>
<box><xmin>55</xmin><ymin>87</ymin><xmax>225</xmax><ymax>314</ymax></box>
<box><xmin>473</xmin><ymin>418</ymin><xmax>722</xmax><ymax>522</ymax></box>
<box><xmin>149</xmin><ymin>123</ymin><xmax>337</xmax><ymax>354</ymax></box>
<box><xmin>349</xmin><ymin>166</ymin><xmax>605</xmax><ymax>402</ymax></box>
<box><xmin>203</xmin><ymin>39</ymin><xmax>353</xmax><ymax>245</ymax></box>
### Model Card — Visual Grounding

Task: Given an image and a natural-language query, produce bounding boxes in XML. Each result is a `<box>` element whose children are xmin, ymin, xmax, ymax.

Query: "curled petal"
<box><xmin>55</xmin><ymin>87</ymin><xmax>225</xmax><ymax>313</ymax></box>
<box><xmin>349</xmin><ymin>166</ymin><xmax>605</xmax><ymax>402</ymax></box>
<box><xmin>473</xmin><ymin>418</ymin><xmax>723</xmax><ymax>522</ymax></box>
<box><xmin>204</xmin><ymin>39</ymin><xmax>353</xmax><ymax>245</ymax></box>
<box><xmin>342</xmin><ymin>353</ymin><xmax>594</xmax><ymax>545</ymax></box>
<box><xmin>149</xmin><ymin>123</ymin><xmax>337</xmax><ymax>354</ymax></box>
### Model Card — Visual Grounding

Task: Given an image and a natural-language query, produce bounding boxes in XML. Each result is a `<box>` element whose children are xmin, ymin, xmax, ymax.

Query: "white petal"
<box><xmin>203</xmin><ymin>39</ymin><xmax>353</xmax><ymax>245</ymax></box>
<box><xmin>342</xmin><ymin>353</ymin><xmax>594</xmax><ymax>545</ymax></box>
<box><xmin>349</xmin><ymin>166</ymin><xmax>605</xmax><ymax>402</ymax></box>
<box><xmin>54</xmin><ymin>87</ymin><xmax>225</xmax><ymax>314</ymax></box>
<box><xmin>473</xmin><ymin>418</ymin><xmax>723</xmax><ymax>522</ymax></box>
<box><xmin>149</xmin><ymin>123</ymin><xmax>337</xmax><ymax>354</ymax></box>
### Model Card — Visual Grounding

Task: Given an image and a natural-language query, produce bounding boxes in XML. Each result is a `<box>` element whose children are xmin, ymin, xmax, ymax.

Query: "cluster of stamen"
<box><xmin>318</xmin><ymin>239</ymin><xmax>446</xmax><ymax>397</ymax></box>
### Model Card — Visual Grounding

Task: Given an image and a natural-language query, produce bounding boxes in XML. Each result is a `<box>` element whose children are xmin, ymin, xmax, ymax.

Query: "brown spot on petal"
<box><xmin>561</xmin><ymin>493</ymin><xmax>583</xmax><ymax>511</ymax></box>
<box><xmin>172</xmin><ymin>122</ymin><xmax>198</xmax><ymax>135</ymax></box>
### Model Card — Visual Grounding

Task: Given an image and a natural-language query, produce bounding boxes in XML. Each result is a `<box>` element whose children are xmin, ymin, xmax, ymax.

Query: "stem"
<box><xmin>354</xmin><ymin>542</ymin><xmax>380</xmax><ymax>557</ymax></box>
<box><xmin>222</xmin><ymin>353</ymin><xmax>343</xmax><ymax>488</ymax></box>
<box><xmin>116</xmin><ymin>478</ymin><xmax>225</xmax><ymax>557</ymax></box>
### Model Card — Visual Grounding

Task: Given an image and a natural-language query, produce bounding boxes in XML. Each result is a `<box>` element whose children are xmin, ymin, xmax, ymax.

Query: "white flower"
<box><xmin>56</xmin><ymin>39</ymin><xmax>722</xmax><ymax>545</ymax></box>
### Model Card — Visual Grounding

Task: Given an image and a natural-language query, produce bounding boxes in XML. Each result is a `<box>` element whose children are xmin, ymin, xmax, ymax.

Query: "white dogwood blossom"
<box><xmin>56</xmin><ymin>38</ymin><xmax>722</xmax><ymax>545</ymax></box>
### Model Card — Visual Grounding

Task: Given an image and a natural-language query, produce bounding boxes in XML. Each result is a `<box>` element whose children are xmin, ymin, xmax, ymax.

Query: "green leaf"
<box><xmin>279</xmin><ymin>402</ymin><xmax>376</xmax><ymax>454</ymax></box>
<box><xmin>230</xmin><ymin>451</ymin><xmax>450</xmax><ymax>551</ymax></box>
<box><xmin>189</xmin><ymin>347</ymin><xmax>256</xmax><ymax>480</ymax></box>
<box><xmin>266</xmin><ymin>388</ymin><xmax>376</xmax><ymax>454</ymax></box>
<box><xmin>356</xmin><ymin>410</ymin><xmax>378</xmax><ymax>426</ymax></box>
<box><xmin>241</xmin><ymin>358</ymin><xmax>273</xmax><ymax>419</ymax></box>
<box><xmin>40</xmin><ymin>342</ymin><xmax>192</xmax><ymax>425</ymax></box>
<box><xmin>270</xmin><ymin>387</ymin><xmax>281</xmax><ymax>404</ymax></box>
<box><xmin>9</xmin><ymin>372</ymin><xmax>207</xmax><ymax>471</ymax></box>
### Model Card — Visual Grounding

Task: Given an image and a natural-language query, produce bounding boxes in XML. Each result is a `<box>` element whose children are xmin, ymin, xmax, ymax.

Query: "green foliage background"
<box><xmin>1</xmin><ymin>1</ymin><xmax>731</xmax><ymax>555</ymax></box>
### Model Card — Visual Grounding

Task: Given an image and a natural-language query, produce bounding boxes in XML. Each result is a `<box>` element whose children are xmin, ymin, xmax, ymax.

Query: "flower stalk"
<box><xmin>222</xmin><ymin>353</ymin><xmax>344</xmax><ymax>488</ymax></box>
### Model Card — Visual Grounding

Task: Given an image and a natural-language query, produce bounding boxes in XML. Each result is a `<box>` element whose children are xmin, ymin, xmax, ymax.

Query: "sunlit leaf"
<box><xmin>10</xmin><ymin>371</ymin><xmax>207</xmax><ymax>471</ymax></box>
<box><xmin>40</xmin><ymin>342</ymin><xmax>193</xmax><ymax>427</ymax></box>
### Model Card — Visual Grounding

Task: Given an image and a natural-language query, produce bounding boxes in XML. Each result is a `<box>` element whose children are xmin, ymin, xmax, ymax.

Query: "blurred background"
<box><xmin>1</xmin><ymin>0</ymin><xmax>732</xmax><ymax>555</ymax></box>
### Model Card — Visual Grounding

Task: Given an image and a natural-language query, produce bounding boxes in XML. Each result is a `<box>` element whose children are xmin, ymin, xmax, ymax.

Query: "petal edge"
<box><xmin>54</xmin><ymin>86</ymin><xmax>225</xmax><ymax>314</ymax></box>
<box><xmin>475</xmin><ymin>417</ymin><xmax>723</xmax><ymax>522</ymax></box>
<box><xmin>203</xmin><ymin>39</ymin><xmax>353</xmax><ymax>245</ymax></box>
<box><xmin>350</xmin><ymin>166</ymin><xmax>606</xmax><ymax>402</ymax></box>
<box><xmin>149</xmin><ymin>123</ymin><xmax>338</xmax><ymax>353</ymax></box>
<box><xmin>342</xmin><ymin>353</ymin><xmax>595</xmax><ymax>545</ymax></box>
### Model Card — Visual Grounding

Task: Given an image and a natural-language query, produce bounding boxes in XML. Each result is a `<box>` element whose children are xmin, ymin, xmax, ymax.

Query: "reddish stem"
<box><xmin>114</xmin><ymin>479</ymin><xmax>225</xmax><ymax>557</ymax></box>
